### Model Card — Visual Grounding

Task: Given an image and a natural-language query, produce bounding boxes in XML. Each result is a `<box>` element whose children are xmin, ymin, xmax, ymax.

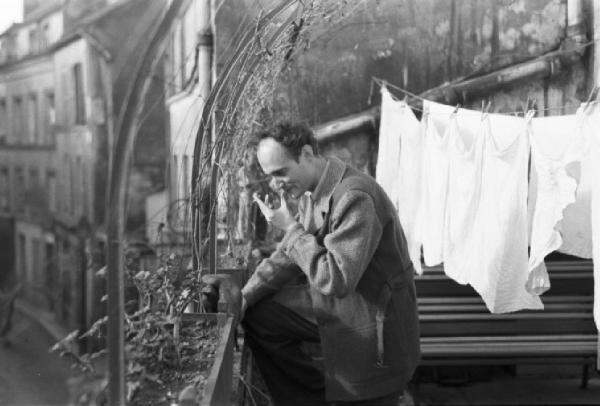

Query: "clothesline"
<box><xmin>371</xmin><ymin>76</ymin><xmax>599</xmax><ymax>117</ymax></box>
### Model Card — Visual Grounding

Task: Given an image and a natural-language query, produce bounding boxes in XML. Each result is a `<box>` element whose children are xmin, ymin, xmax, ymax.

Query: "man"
<box><xmin>241</xmin><ymin>121</ymin><xmax>420</xmax><ymax>405</ymax></box>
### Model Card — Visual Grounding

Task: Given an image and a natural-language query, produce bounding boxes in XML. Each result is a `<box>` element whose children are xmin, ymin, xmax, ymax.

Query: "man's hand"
<box><xmin>253</xmin><ymin>189</ymin><xmax>297</xmax><ymax>231</ymax></box>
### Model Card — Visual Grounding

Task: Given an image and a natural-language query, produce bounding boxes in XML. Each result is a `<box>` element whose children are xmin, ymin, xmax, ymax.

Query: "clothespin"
<box><xmin>481</xmin><ymin>100</ymin><xmax>492</xmax><ymax>121</ymax></box>
<box><xmin>522</xmin><ymin>96</ymin><xmax>531</xmax><ymax>115</ymax></box>
<box><xmin>399</xmin><ymin>94</ymin><xmax>408</xmax><ymax>109</ymax></box>
<box><xmin>368</xmin><ymin>79</ymin><xmax>376</xmax><ymax>105</ymax></box>
<box><xmin>450</xmin><ymin>104</ymin><xmax>460</xmax><ymax>118</ymax></box>
<box><xmin>525</xmin><ymin>110</ymin><xmax>535</xmax><ymax>123</ymax></box>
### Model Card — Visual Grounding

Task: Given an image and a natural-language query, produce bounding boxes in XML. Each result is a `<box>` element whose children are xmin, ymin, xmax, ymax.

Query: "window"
<box><xmin>46</xmin><ymin>169</ymin><xmax>56</xmax><ymax>213</ymax></box>
<box><xmin>45</xmin><ymin>91</ymin><xmax>55</xmax><ymax>143</ymax></box>
<box><xmin>28</xmin><ymin>167</ymin><xmax>40</xmax><ymax>217</ymax></box>
<box><xmin>60</xmin><ymin>154</ymin><xmax>68</xmax><ymax>213</ymax></box>
<box><xmin>29</xmin><ymin>28</ymin><xmax>38</xmax><ymax>54</ymax></box>
<box><xmin>28</xmin><ymin>93</ymin><xmax>38</xmax><ymax>143</ymax></box>
<box><xmin>0</xmin><ymin>167</ymin><xmax>9</xmax><ymax>211</ymax></box>
<box><xmin>0</xmin><ymin>98</ymin><xmax>6</xmax><ymax>142</ymax></box>
<box><xmin>72</xmin><ymin>63</ymin><xmax>85</xmax><ymax>124</ymax></box>
<box><xmin>69</xmin><ymin>157</ymin><xmax>75</xmax><ymax>214</ymax></box>
<box><xmin>14</xmin><ymin>167</ymin><xmax>25</xmax><ymax>213</ymax></box>
<box><xmin>13</xmin><ymin>96</ymin><xmax>24</xmax><ymax>141</ymax></box>
<box><xmin>75</xmin><ymin>156</ymin><xmax>82</xmax><ymax>216</ymax></box>
<box><xmin>40</xmin><ymin>23</ymin><xmax>49</xmax><ymax>49</ymax></box>
<box><xmin>173</xmin><ymin>155</ymin><xmax>179</xmax><ymax>198</ymax></box>
<box><xmin>29</xmin><ymin>167</ymin><xmax>39</xmax><ymax>189</ymax></box>
<box><xmin>19</xmin><ymin>234</ymin><xmax>28</xmax><ymax>283</ymax></box>
<box><xmin>45</xmin><ymin>242</ymin><xmax>56</xmax><ymax>310</ymax></box>
<box><xmin>80</xmin><ymin>161</ymin><xmax>88</xmax><ymax>217</ymax></box>
<box><xmin>32</xmin><ymin>237</ymin><xmax>40</xmax><ymax>283</ymax></box>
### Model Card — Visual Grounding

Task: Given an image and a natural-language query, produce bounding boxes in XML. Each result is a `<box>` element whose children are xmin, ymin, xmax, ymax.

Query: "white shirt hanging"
<box><xmin>419</xmin><ymin>101</ymin><xmax>453</xmax><ymax>267</ymax></box>
<box><xmin>376</xmin><ymin>87</ymin><xmax>403</xmax><ymax>210</ymax></box>
<box><xmin>377</xmin><ymin>87</ymin><xmax>424</xmax><ymax>274</ymax></box>
<box><xmin>580</xmin><ymin>103</ymin><xmax>600</xmax><ymax>330</ymax></box>
<box><xmin>472</xmin><ymin>112</ymin><xmax>543</xmax><ymax>312</ymax></box>
<box><xmin>527</xmin><ymin>109</ymin><xmax>588</xmax><ymax>294</ymax></box>
<box><xmin>442</xmin><ymin>108</ymin><xmax>484</xmax><ymax>285</ymax></box>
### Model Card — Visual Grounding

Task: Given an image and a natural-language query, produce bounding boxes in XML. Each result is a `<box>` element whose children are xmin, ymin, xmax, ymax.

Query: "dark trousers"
<box><xmin>242</xmin><ymin>299</ymin><xmax>401</xmax><ymax>406</ymax></box>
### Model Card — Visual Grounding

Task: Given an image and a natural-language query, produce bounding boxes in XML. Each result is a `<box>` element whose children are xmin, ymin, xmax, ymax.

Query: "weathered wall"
<box><xmin>274</xmin><ymin>0</ymin><xmax>569</xmax><ymax>125</ymax></box>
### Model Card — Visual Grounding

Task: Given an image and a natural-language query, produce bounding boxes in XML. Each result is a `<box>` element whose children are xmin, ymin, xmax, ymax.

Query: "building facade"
<box><xmin>0</xmin><ymin>0</ymin><xmax>167</xmax><ymax>333</ymax></box>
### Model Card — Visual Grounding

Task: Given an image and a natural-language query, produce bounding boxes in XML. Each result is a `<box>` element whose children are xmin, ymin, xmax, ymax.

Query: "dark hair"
<box><xmin>256</xmin><ymin>121</ymin><xmax>319</xmax><ymax>161</ymax></box>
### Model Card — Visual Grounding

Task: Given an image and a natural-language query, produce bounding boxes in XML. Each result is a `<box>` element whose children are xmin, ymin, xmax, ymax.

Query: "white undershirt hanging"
<box><xmin>396</xmin><ymin>95</ymin><xmax>425</xmax><ymax>275</ymax></box>
<box><xmin>376</xmin><ymin>87</ymin><xmax>403</xmax><ymax>211</ymax></box>
<box><xmin>377</xmin><ymin>87</ymin><xmax>424</xmax><ymax>274</ymax></box>
<box><xmin>442</xmin><ymin>109</ymin><xmax>484</xmax><ymax>285</ymax></box>
<box><xmin>474</xmin><ymin>112</ymin><xmax>543</xmax><ymax>312</ymax></box>
<box><xmin>420</xmin><ymin>101</ymin><xmax>453</xmax><ymax>267</ymax></box>
<box><xmin>443</xmin><ymin>110</ymin><xmax>543</xmax><ymax>313</ymax></box>
<box><xmin>527</xmin><ymin>109</ymin><xmax>588</xmax><ymax>295</ymax></box>
<box><xmin>581</xmin><ymin>104</ymin><xmax>600</xmax><ymax>330</ymax></box>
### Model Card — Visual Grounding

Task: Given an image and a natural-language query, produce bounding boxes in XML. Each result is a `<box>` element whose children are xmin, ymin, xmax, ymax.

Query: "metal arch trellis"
<box><xmin>190</xmin><ymin>0</ymin><xmax>368</xmax><ymax>274</ymax></box>
<box><xmin>190</xmin><ymin>0</ymin><xmax>300</xmax><ymax>273</ymax></box>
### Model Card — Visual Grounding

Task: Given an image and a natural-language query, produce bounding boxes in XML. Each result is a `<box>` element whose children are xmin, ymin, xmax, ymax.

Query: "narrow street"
<box><xmin>0</xmin><ymin>310</ymin><xmax>76</xmax><ymax>406</ymax></box>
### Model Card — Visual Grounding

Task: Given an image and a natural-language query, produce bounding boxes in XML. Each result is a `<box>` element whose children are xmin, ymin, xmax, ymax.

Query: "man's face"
<box><xmin>256</xmin><ymin>138</ymin><xmax>314</xmax><ymax>199</ymax></box>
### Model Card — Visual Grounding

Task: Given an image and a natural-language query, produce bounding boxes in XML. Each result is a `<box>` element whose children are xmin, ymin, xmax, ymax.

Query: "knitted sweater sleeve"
<box><xmin>281</xmin><ymin>190</ymin><xmax>383</xmax><ymax>298</ymax></box>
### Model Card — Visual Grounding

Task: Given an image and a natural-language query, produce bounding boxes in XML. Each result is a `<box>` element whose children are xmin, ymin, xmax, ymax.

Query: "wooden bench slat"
<box><xmin>421</xmin><ymin>343</ymin><xmax>597</xmax><ymax>356</ymax></box>
<box><xmin>418</xmin><ymin>295</ymin><xmax>593</xmax><ymax>304</ymax></box>
<box><xmin>419</xmin><ymin>312</ymin><xmax>593</xmax><ymax>321</ymax></box>
<box><xmin>419</xmin><ymin>304</ymin><xmax>592</xmax><ymax>313</ymax></box>
<box><xmin>421</xmin><ymin>334</ymin><xmax>597</xmax><ymax>343</ymax></box>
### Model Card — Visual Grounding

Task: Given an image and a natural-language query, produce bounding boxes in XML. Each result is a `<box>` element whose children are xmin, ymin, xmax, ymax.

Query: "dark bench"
<box><xmin>414</xmin><ymin>259</ymin><xmax>598</xmax><ymax>388</ymax></box>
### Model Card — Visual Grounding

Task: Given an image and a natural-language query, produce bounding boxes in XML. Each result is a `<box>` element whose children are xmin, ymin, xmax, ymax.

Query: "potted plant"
<box><xmin>52</xmin><ymin>250</ymin><xmax>238</xmax><ymax>405</ymax></box>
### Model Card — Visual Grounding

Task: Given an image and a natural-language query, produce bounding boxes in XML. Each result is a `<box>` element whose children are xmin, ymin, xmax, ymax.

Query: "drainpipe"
<box><xmin>567</xmin><ymin>0</ymin><xmax>586</xmax><ymax>45</ymax></box>
<box><xmin>193</xmin><ymin>0</ymin><xmax>215</xmax><ymax>274</ymax></box>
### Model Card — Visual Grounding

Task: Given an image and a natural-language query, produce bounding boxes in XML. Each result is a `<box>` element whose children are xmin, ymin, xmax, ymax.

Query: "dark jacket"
<box><xmin>242</xmin><ymin>157</ymin><xmax>421</xmax><ymax>401</ymax></box>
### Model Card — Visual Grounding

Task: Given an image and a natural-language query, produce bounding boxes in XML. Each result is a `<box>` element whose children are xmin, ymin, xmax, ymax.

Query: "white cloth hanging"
<box><xmin>527</xmin><ymin>109</ymin><xmax>588</xmax><ymax>294</ymax></box>
<box><xmin>441</xmin><ymin>109</ymin><xmax>543</xmax><ymax>313</ymax></box>
<box><xmin>471</xmin><ymin>113</ymin><xmax>543</xmax><ymax>312</ymax></box>
<box><xmin>377</xmin><ymin>87</ymin><xmax>424</xmax><ymax>274</ymax></box>
<box><xmin>581</xmin><ymin>103</ymin><xmax>600</xmax><ymax>330</ymax></box>
<box><xmin>419</xmin><ymin>101</ymin><xmax>453</xmax><ymax>267</ymax></box>
<box><xmin>556</xmin><ymin>163</ymin><xmax>594</xmax><ymax>258</ymax></box>
<box><xmin>376</xmin><ymin>87</ymin><xmax>403</xmax><ymax>210</ymax></box>
<box><xmin>442</xmin><ymin>109</ymin><xmax>484</xmax><ymax>285</ymax></box>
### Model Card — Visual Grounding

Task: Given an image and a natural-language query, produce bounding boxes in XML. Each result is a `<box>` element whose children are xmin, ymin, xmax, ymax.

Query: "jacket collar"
<box><xmin>311</xmin><ymin>156</ymin><xmax>346</xmax><ymax>214</ymax></box>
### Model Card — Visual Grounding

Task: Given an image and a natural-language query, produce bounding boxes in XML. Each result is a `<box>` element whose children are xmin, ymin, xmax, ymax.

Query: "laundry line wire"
<box><xmin>371</xmin><ymin>76</ymin><xmax>597</xmax><ymax>117</ymax></box>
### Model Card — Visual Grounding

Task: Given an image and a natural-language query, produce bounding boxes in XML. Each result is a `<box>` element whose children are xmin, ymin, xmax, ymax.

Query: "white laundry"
<box><xmin>376</xmin><ymin>87</ymin><xmax>403</xmax><ymax>211</ymax></box>
<box><xmin>440</xmin><ymin>110</ymin><xmax>543</xmax><ymax>313</ymax></box>
<box><xmin>527</xmin><ymin>110</ymin><xmax>588</xmax><ymax>295</ymax></box>
<box><xmin>581</xmin><ymin>103</ymin><xmax>600</xmax><ymax>330</ymax></box>
<box><xmin>470</xmin><ymin>113</ymin><xmax>543</xmax><ymax>313</ymax></box>
<box><xmin>395</xmin><ymin>96</ymin><xmax>425</xmax><ymax>275</ymax></box>
<box><xmin>419</xmin><ymin>101</ymin><xmax>453</xmax><ymax>267</ymax></box>
<box><xmin>557</xmin><ymin>149</ymin><xmax>594</xmax><ymax>259</ymax></box>
<box><xmin>442</xmin><ymin>109</ymin><xmax>484</xmax><ymax>285</ymax></box>
<box><xmin>377</xmin><ymin>87</ymin><xmax>424</xmax><ymax>274</ymax></box>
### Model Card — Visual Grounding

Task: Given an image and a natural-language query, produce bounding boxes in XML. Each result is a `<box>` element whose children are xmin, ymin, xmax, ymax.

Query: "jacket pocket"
<box><xmin>321</xmin><ymin>322</ymin><xmax>391</xmax><ymax>385</ymax></box>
